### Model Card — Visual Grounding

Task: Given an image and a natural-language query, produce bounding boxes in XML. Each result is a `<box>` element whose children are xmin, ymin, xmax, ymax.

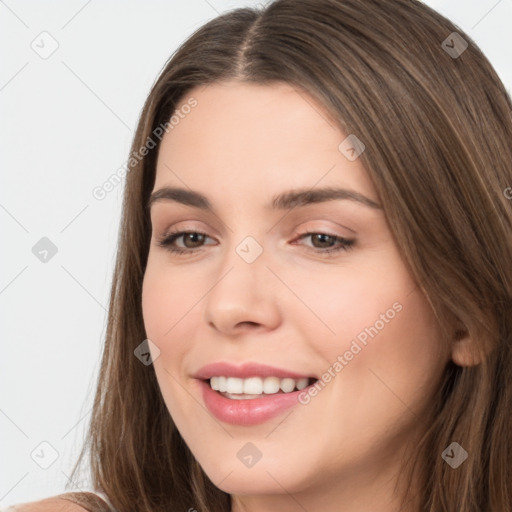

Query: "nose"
<box><xmin>202</xmin><ymin>239</ymin><xmax>282</xmax><ymax>336</ymax></box>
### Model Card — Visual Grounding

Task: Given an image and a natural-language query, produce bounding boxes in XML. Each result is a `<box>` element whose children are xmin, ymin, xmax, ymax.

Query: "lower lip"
<box><xmin>198</xmin><ymin>379</ymin><xmax>312</xmax><ymax>426</ymax></box>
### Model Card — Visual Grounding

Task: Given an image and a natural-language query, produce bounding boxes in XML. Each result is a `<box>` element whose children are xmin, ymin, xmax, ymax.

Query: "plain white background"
<box><xmin>1</xmin><ymin>0</ymin><xmax>511</xmax><ymax>507</ymax></box>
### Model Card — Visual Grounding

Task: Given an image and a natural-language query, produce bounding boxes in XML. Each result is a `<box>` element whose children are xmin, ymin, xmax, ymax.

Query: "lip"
<box><xmin>193</xmin><ymin>362</ymin><xmax>318</xmax><ymax>426</ymax></box>
<box><xmin>193</xmin><ymin>361</ymin><xmax>316</xmax><ymax>380</ymax></box>
<box><xmin>197</xmin><ymin>379</ymin><xmax>317</xmax><ymax>426</ymax></box>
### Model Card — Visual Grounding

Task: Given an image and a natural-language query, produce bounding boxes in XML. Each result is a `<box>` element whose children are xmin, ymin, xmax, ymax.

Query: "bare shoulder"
<box><xmin>3</xmin><ymin>496</ymin><xmax>88</xmax><ymax>511</ymax></box>
<box><xmin>3</xmin><ymin>491</ymin><xmax>111</xmax><ymax>512</ymax></box>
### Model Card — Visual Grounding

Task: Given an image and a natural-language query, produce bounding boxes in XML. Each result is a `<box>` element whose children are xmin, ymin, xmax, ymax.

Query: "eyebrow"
<box><xmin>147</xmin><ymin>186</ymin><xmax>382</xmax><ymax>211</ymax></box>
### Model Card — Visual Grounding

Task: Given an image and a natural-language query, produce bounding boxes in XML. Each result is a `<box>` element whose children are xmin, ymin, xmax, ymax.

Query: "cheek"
<box><xmin>319</xmin><ymin>273</ymin><xmax>446</xmax><ymax>431</ymax></box>
<box><xmin>285</xmin><ymin>249</ymin><xmax>410</xmax><ymax>357</ymax></box>
<box><xmin>141</xmin><ymin>262</ymin><xmax>195</xmax><ymax>413</ymax></box>
<box><xmin>141</xmin><ymin>273</ymin><xmax>170</xmax><ymax>340</ymax></box>
<box><xmin>364</xmin><ymin>288</ymin><xmax>447</xmax><ymax>392</ymax></box>
<box><xmin>141</xmin><ymin>256</ymin><xmax>205</xmax><ymax>397</ymax></box>
<box><xmin>141</xmin><ymin>253</ymin><xmax>198</xmax><ymax>340</ymax></box>
<box><xmin>301</xmin><ymin>248</ymin><xmax>446</xmax><ymax>412</ymax></box>
<box><xmin>141</xmin><ymin>267</ymin><xmax>190</xmax><ymax>419</ymax></box>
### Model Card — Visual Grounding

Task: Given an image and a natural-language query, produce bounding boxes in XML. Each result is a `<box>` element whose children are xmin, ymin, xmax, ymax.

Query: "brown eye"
<box><xmin>180</xmin><ymin>232</ymin><xmax>206</xmax><ymax>248</ymax></box>
<box><xmin>309</xmin><ymin>233</ymin><xmax>337</xmax><ymax>249</ymax></box>
<box><xmin>157</xmin><ymin>230</ymin><xmax>215</xmax><ymax>254</ymax></box>
<box><xmin>295</xmin><ymin>232</ymin><xmax>355</xmax><ymax>256</ymax></box>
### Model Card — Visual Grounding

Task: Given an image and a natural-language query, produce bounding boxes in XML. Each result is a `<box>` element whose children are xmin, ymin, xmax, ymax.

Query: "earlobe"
<box><xmin>450</xmin><ymin>328</ymin><xmax>484</xmax><ymax>367</ymax></box>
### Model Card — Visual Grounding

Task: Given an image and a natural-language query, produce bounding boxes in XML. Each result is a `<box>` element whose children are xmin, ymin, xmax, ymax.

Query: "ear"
<box><xmin>450</xmin><ymin>326</ymin><xmax>484</xmax><ymax>367</ymax></box>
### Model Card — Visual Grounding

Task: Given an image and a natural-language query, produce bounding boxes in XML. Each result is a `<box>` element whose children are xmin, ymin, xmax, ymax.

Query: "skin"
<box><xmin>141</xmin><ymin>80</ymin><xmax>456</xmax><ymax>512</ymax></box>
<box><xmin>8</xmin><ymin>497</ymin><xmax>87</xmax><ymax>511</ymax></box>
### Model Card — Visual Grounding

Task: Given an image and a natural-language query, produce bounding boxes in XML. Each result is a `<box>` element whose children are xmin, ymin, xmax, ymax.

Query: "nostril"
<box><xmin>237</xmin><ymin>321</ymin><xmax>260</xmax><ymax>328</ymax></box>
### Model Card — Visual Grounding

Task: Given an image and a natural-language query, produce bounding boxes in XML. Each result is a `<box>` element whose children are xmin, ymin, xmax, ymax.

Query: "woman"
<box><xmin>11</xmin><ymin>0</ymin><xmax>512</xmax><ymax>510</ymax></box>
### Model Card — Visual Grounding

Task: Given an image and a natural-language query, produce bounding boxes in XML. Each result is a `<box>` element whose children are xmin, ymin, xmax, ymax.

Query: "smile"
<box><xmin>209</xmin><ymin>375</ymin><xmax>312</xmax><ymax>398</ymax></box>
<box><xmin>197</xmin><ymin>376</ymin><xmax>319</xmax><ymax>425</ymax></box>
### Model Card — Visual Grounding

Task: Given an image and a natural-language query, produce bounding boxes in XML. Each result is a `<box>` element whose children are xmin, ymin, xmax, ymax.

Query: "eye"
<box><xmin>156</xmin><ymin>229</ymin><xmax>355</xmax><ymax>257</ymax></box>
<box><xmin>156</xmin><ymin>230</ymin><xmax>215</xmax><ymax>255</ymax></box>
<box><xmin>294</xmin><ymin>232</ymin><xmax>355</xmax><ymax>256</ymax></box>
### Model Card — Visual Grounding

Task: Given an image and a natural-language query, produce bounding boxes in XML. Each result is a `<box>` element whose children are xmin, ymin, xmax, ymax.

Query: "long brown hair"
<box><xmin>67</xmin><ymin>0</ymin><xmax>512</xmax><ymax>510</ymax></box>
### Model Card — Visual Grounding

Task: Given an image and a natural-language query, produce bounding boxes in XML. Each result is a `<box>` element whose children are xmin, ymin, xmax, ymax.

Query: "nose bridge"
<box><xmin>214</xmin><ymin>232</ymin><xmax>270</xmax><ymax>298</ymax></box>
<box><xmin>202</xmin><ymin>230</ymin><xmax>281</xmax><ymax>332</ymax></box>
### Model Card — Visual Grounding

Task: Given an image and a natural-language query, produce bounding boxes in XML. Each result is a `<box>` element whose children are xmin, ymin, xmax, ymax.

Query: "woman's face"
<box><xmin>142</xmin><ymin>80</ymin><xmax>450</xmax><ymax>506</ymax></box>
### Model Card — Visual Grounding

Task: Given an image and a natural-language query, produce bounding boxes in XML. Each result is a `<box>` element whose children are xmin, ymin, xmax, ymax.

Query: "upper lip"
<box><xmin>193</xmin><ymin>362</ymin><xmax>317</xmax><ymax>380</ymax></box>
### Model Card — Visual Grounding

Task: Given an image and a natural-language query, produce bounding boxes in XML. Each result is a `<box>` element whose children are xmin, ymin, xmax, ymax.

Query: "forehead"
<box><xmin>154</xmin><ymin>80</ymin><xmax>376</xmax><ymax>204</ymax></box>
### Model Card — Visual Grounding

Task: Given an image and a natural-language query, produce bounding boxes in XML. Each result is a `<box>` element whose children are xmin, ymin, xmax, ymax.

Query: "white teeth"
<box><xmin>208</xmin><ymin>375</ymin><xmax>312</xmax><ymax>395</ymax></box>
<box><xmin>243</xmin><ymin>377</ymin><xmax>263</xmax><ymax>394</ymax></box>
<box><xmin>210</xmin><ymin>376</ymin><xmax>220</xmax><ymax>391</ymax></box>
<box><xmin>225</xmin><ymin>393</ymin><xmax>263</xmax><ymax>400</ymax></box>
<box><xmin>296</xmin><ymin>377</ymin><xmax>309</xmax><ymax>390</ymax></box>
<box><xmin>226</xmin><ymin>377</ymin><xmax>244</xmax><ymax>394</ymax></box>
<box><xmin>280</xmin><ymin>378</ymin><xmax>295</xmax><ymax>393</ymax></box>
<box><xmin>262</xmin><ymin>376</ymin><xmax>280</xmax><ymax>394</ymax></box>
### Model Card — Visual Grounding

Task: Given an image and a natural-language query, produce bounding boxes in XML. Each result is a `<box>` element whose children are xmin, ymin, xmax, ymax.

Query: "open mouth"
<box><xmin>204</xmin><ymin>376</ymin><xmax>318</xmax><ymax>400</ymax></box>
<box><xmin>198</xmin><ymin>373</ymin><xmax>320</xmax><ymax>425</ymax></box>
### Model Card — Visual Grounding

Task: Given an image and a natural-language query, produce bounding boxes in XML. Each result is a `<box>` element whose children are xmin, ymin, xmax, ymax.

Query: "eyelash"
<box><xmin>156</xmin><ymin>229</ymin><xmax>355</xmax><ymax>257</ymax></box>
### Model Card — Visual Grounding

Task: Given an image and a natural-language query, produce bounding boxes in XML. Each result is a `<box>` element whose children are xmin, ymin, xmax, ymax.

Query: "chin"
<box><xmin>198</xmin><ymin>456</ymin><xmax>312</xmax><ymax>496</ymax></box>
